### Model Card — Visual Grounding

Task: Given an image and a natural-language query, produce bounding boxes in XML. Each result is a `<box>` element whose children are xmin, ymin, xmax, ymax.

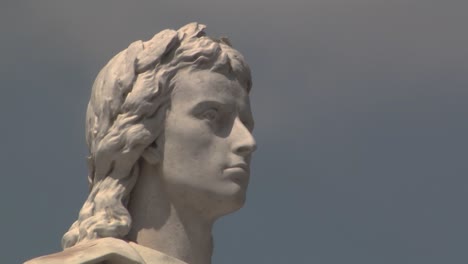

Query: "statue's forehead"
<box><xmin>171</xmin><ymin>69</ymin><xmax>248</xmax><ymax>103</ymax></box>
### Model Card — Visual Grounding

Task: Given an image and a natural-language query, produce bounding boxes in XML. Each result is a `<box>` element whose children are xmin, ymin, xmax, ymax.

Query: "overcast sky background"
<box><xmin>1</xmin><ymin>1</ymin><xmax>468</xmax><ymax>263</ymax></box>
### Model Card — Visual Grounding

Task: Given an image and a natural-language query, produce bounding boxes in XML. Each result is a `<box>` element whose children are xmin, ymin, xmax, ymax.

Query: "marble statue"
<box><xmin>25</xmin><ymin>22</ymin><xmax>256</xmax><ymax>264</ymax></box>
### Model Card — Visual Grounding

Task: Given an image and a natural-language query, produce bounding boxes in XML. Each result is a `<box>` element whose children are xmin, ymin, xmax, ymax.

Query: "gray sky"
<box><xmin>2</xmin><ymin>1</ymin><xmax>468</xmax><ymax>263</ymax></box>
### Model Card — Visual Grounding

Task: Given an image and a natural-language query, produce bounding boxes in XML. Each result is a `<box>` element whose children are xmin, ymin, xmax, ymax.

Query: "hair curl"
<box><xmin>62</xmin><ymin>22</ymin><xmax>251</xmax><ymax>249</ymax></box>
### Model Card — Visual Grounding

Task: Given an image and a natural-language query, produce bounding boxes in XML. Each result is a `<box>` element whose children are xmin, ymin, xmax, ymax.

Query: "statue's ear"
<box><xmin>141</xmin><ymin>141</ymin><xmax>161</xmax><ymax>165</ymax></box>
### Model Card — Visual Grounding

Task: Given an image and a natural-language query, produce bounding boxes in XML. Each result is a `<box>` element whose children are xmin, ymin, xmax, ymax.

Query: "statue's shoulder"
<box><xmin>24</xmin><ymin>237</ymin><xmax>145</xmax><ymax>264</ymax></box>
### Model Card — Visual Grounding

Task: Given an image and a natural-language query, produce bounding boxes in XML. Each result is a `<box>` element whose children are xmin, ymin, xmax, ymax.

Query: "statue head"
<box><xmin>62</xmin><ymin>23</ymin><xmax>255</xmax><ymax>249</ymax></box>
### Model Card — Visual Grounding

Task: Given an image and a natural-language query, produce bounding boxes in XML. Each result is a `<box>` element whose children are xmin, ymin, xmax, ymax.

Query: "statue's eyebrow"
<box><xmin>189</xmin><ymin>100</ymin><xmax>230</xmax><ymax>115</ymax></box>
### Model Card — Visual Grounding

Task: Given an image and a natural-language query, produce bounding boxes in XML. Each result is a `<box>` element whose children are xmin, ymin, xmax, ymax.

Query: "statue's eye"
<box><xmin>201</xmin><ymin>108</ymin><xmax>219</xmax><ymax>121</ymax></box>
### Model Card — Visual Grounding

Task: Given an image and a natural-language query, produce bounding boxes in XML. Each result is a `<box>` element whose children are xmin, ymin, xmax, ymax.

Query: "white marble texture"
<box><xmin>25</xmin><ymin>22</ymin><xmax>255</xmax><ymax>264</ymax></box>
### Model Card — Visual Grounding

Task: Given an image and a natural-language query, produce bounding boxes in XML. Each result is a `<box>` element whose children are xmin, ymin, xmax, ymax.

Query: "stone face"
<box><xmin>25</xmin><ymin>22</ymin><xmax>255</xmax><ymax>264</ymax></box>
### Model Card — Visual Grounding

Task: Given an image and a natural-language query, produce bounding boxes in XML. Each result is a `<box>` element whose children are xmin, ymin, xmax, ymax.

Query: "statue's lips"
<box><xmin>224</xmin><ymin>165</ymin><xmax>249</xmax><ymax>186</ymax></box>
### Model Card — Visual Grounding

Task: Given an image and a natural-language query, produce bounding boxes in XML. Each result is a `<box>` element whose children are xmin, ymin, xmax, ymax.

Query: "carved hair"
<box><xmin>62</xmin><ymin>23</ymin><xmax>251</xmax><ymax>248</ymax></box>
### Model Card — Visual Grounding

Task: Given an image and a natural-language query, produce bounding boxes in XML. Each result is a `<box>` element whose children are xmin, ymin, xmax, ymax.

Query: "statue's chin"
<box><xmin>212</xmin><ymin>192</ymin><xmax>247</xmax><ymax>219</ymax></box>
<box><xmin>167</xmin><ymin>180</ymin><xmax>249</xmax><ymax>219</ymax></box>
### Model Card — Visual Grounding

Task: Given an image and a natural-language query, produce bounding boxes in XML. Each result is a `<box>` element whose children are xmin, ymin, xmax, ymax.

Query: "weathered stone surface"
<box><xmin>25</xmin><ymin>22</ymin><xmax>255</xmax><ymax>264</ymax></box>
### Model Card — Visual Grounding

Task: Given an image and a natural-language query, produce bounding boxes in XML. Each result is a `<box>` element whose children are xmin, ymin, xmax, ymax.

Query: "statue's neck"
<box><xmin>127</xmin><ymin>162</ymin><xmax>215</xmax><ymax>264</ymax></box>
